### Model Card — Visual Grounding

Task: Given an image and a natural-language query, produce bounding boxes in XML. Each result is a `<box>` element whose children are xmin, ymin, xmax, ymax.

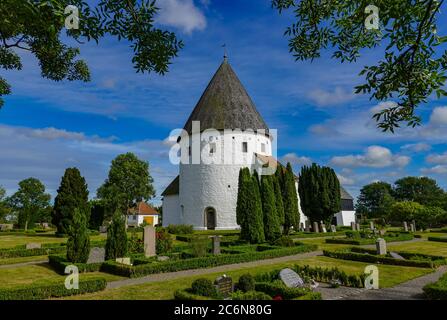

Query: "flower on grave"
<box><xmin>272</xmin><ymin>295</ymin><xmax>283</xmax><ymax>300</ymax></box>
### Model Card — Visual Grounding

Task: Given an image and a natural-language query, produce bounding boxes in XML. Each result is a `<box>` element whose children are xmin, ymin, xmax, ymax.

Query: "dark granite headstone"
<box><xmin>215</xmin><ymin>275</ymin><xmax>233</xmax><ymax>298</ymax></box>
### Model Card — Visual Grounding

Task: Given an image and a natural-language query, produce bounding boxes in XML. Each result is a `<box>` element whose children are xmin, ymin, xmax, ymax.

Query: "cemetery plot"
<box><xmin>323</xmin><ymin>247</ymin><xmax>447</xmax><ymax>268</ymax></box>
<box><xmin>325</xmin><ymin>231</ymin><xmax>414</xmax><ymax>245</ymax></box>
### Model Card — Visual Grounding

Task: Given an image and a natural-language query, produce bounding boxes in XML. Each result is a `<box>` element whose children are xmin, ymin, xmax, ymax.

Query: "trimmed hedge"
<box><xmin>288</xmin><ymin>231</ymin><xmax>346</xmax><ymax>239</ymax></box>
<box><xmin>0</xmin><ymin>246</ymin><xmax>66</xmax><ymax>259</ymax></box>
<box><xmin>48</xmin><ymin>254</ymin><xmax>103</xmax><ymax>274</ymax></box>
<box><xmin>325</xmin><ymin>233</ymin><xmax>414</xmax><ymax>245</ymax></box>
<box><xmin>254</xmin><ymin>282</ymin><xmax>309</xmax><ymax>299</ymax></box>
<box><xmin>423</xmin><ymin>273</ymin><xmax>447</xmax><ymax>300</ymax></box>
<box><xmin>102</xmin><ymin>243</ymin><xmax>318</xmax><ymax>278</ymax></box>
<box><xmin>428</xmin><ymin>236</ymin><xmax>447</xmax><ymax>243</ymax></box>
<box><xmin>0</xmin><ymin>277</ymin><xmax>107</xmax><ymax>300</ymax></box>
<box><xmin>324</xmin><ymin>248</ymin><xmax>446</xmax><ymax>268</ymax></box>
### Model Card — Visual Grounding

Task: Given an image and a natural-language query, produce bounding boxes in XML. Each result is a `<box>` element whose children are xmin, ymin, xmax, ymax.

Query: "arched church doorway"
<box><xmin>205</xmin><ymin>207</ymin><xmax>216</xmax><ymax>230</ymax></box>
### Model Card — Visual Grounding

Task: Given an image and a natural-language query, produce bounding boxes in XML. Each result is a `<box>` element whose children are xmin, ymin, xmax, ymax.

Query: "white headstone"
<box><xmin>116</xmin><ymin>257</ymin><xmax>131</xmax><ymax>265</ymax></box>
<box><xmin>330</xmin><ymin>225</ymin><xmax>336</xmax><ymax>233</ymax></box>
<box><xmin>351</xmin><ymin>222</ymin><xmax>356</xmax><ymax>231</ymax></box>
<box><xmin>390</xmin><ymin>252</ymin><xmax>405</xmax><ymax>260</ymax></box>
<box><xmin>26</xmin><ymin>243</ymin><xmax>41</xmax><ymax>249</ymax></box>
<box><xmin>403</xmin><ymin>221</ymin><xmax>408</xmax><ymax>232</ymax></box>
<box><xmin>279</xmin><ymin>268</ymin><xmax>305</xmax><ymax>288</ymax></box>
<box><xmin>376</xmin><ymin>238</ymin><xmax>387</xmax><ymax>255</ymax></box>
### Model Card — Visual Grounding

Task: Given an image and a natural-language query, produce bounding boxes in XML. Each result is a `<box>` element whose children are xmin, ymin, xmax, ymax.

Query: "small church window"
<box><xmin>210</xmin><ymin>143</ymin><xmax>216</xmax><ymax>154</ymax></box>
<box><xmin>261</xmin><ymin>143</ymin><xmax>266</xmax><ymax>153</ymax></box>
<box><xmin>242</xmin><ymin>142</ymin><xmax>248</xmax><ymax>153</ymax></box>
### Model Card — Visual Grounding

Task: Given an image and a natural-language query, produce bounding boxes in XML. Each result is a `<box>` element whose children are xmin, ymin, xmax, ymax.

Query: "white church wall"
<box><xmin>335</xmin><ymin>210</ymin><xmax>356</xmax><ymax>226</ymax></box>
<box><xmin>162</xmin><ymin>195</ymin><xmax>181</xmax><ymax>227</ymax></box>
<box><xmin>179</xmin><ymin>130</ymin><xmax>272</xmax><ymax>230</ymax></box>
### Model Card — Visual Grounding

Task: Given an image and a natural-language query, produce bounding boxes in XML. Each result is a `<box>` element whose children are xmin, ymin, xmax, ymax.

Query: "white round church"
<box><xmin>161</xmin><ymin>58</ymin><xmax>355</xmax><ymax>230</ymax></box>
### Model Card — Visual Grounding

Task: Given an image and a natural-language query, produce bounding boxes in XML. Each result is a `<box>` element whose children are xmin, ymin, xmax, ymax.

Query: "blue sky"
<box><xmin>1</xmin><ymin>0</ymin><xmax>447</xmax><ymax>205</ymax></box>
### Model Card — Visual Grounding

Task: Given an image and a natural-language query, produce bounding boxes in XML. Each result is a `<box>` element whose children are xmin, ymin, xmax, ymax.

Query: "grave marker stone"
<box><xmin>305</xmin><ymin>221</ymin><xmax>310</xmax><ymax>232</ymax></box>
<box><xmin>87</xmin><ymin>247</ymin><xmax>105</xmax><ymax>264</ymax></box>
<box><xmin>356</xmin><ymin>223</ymin><xmax>361</xmax><ymax>231</ymax></box>
<box><xmin>403</xmin><ymin>221</ymin><xmax>408</xmax><ymax>232</ymax></box>
<box><xmin>330</xmin><ymin>225</ymin><xmax>336</xmax><ymax>233</ymax></box>
<box><xmin>116</xmin><ymin>257</ymin><xmax>131</xmax><ymax>265</ymax></box>
<box><xmin>376</xmin><ymin>238</ymin><xmax>387</xmax><ymax>255</ymax></box>
<box><xmin>99</xmin><ymin>226</ymin><xmax>107</xmax><ymax>233</ymax></box>
<box><xmin>313</xmin><ymin>222</ymin><xmax>319</xmax><ymax>233</ymax></box>
<box><xmin>144</xmin><ymin>225</ymin><xmax>156</xmax><ymax>257</ymax></box>
<box><xmin>300</xmin><ymin>223</ymin><xmax>305</xmax><ymax>232</ymax></box>
<box><xmin>351</xmin><ymin>222</ymin><xmax>356</xmax><ymax>231</ymax></box>
<box><xmin>211</xmin><ymin>235</ymin><xmax>221</xmax><ymax>255</ymax></box>
<box><xmin>215</xmin><ymin>275</ymin><xmax>233</xmax><ymax>298</ymax></box>
<box><xmin>390</xmin><ymin>252</ymin><xmax>405</xmax><ymax>260</ymax></box>
<box><xmin>26</xmin><ymin>243</ymin><xmax>41</xmax><ymax>250</ymax></box>
<box><xmin>279</xmin><ymin>268</ymin><xmax>305</xmax><ymax>288</ymax></box>
<box><xmin>410</xmin><ymin>223</ymin><xmax>415</xmax><ymax>233</ymax></box>
<box><xmin>320</xmin><ymin>223</ymin><xmax>327</xmax><ymax>233</ymax></box>
<box><xmin>370</xmin><ymin>221</ymin><xmax>374</xmax><ymax>230</ymax></box>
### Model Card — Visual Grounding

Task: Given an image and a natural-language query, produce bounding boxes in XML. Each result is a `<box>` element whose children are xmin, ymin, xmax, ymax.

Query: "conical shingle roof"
<box><xmin>183</xmin><ymin>59</ymin><xmax>269</xmax><ymax>134</ymax></box>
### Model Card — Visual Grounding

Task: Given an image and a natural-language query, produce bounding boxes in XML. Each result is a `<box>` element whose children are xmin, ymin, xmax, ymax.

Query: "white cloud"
<box><xmin>401</xmin><ymin>143</ymin><xmax>431</xmax><ymax>153</ymax></box>
<box><xmin>421</xmin><ymin>165</ymin><xmax>447</xmax><ymax>175</ymax></box>
<box><xmin>281</xmin><ymin>153</ymin><xmax>312</xmax><ymax>166</ymax></box>
<box><xmin>330</xmin><ymin>146</ymin><xmax>410</xmax><ymax>168</ymax></box>
<box><xmin>156</xmin><ymin>0</ymin><xmax>207</xmax><ymax>34</ymax></box>
<box><xmin>307</xmin><ymin>86</ymin><xmax>354</xmax><ymax>107</ymax></box>
<box><xmin>337</xmin><ymin>174</ymin><xmax>355</xmax><ymax>185</ymax></box>
<box><xmin>426</xmin><ymin>152</ymin><xmax>447</xmax><ymax>164</ymax></box>
<box><xmin>0</xmin><ymin>124</ymin><xmax>177</xmax><ymax>205</ymax></box>
<box><xmin>429</xmin><ymin>107</ymin><xmax>447</xmax><ymax>126</ymax></box>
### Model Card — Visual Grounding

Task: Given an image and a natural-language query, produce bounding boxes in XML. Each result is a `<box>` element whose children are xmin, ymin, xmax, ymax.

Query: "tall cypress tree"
<box><xmin>53</xmin><ymin>168</ymin><xmax>89</xmax><ymax>235</ymax></box>
<box><xmin>247</xmin><ymin>173</ymin><xmax>265</xmax><ymax>243</ymax></box>
<box><xmin>66</xmin><ymin>208</ymin><xmax>90</xmax><ymax>263</ymax></box>
<box><xmin>283</xmin><ymin>163</ymin><xmax>299</xmax><ymax>234</ymax></box>
<box><xmin>261</xmin><ymin>175</ymin><xmax>281</xmax><ymax>241</ymax></box>
<box><xmin>273</xmin><ymin>171</ymin><xmax>285</xmax><ymax>226</ymax></box>
<box><xmin>298</xmin><ymin>163</ymin><xmax>341</xmax><ymax>224</ymax></box>
<box><xmin>105</xmin><ymin>210</ymin><xmax>128</xmax><ymax>260</ymax></box>
<box><xmin>236</xmin><ymin>168</ymin><xmax>251</xmax><ymax>240</ymax></box>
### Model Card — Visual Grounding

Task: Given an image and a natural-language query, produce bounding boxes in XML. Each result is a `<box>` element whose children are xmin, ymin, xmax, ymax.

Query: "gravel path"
<box><xmin>106</xmin><ymin>251</ymin><xmax>323</xmax><ymax>289</ymax></box>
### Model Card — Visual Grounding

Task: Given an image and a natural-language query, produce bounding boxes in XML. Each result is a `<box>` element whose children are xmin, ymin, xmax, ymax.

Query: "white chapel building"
<box><xmin>162</xmin><ymin>58</ymin><xmax>355</xmax><ymax>230</ymax></box>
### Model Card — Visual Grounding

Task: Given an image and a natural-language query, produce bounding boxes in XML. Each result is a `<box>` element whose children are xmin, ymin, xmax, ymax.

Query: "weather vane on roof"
<box><xmin>222</xmin><ymin>44</ymin><xmax>228</xmax><ymax>61</ymax></box>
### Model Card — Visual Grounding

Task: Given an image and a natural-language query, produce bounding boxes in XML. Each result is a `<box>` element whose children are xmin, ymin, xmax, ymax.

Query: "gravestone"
<box><xmin>300</xmin><ymin>223</ymin><xmax>305</xmax><ymax>232</ymax></box>
<box><xmin>403</xmin><ymin>221</ymin><xmax>408</xmax><ymax>232</ymax></box>
<box><xmin>143</xmin><ymin>225</ymin><xmax>156</xmax><ymax>257</ymax></box>
<box><xmin>320</xmin><ymin>223</ymin><xmax>327</xmax><ymax>233</ymax></box>
<box><xmin>410</xmin><ymin>223</ymin><xmax>415</xmax><ymax>233</ymax></box>
<box><xmin>390</xmin><ymin>252</ymin><xmax>405</xmax><ymax>260</ymax></box>
<box><xmin>116</xmin><ymin>257</ymin><xmax>131</xmax><ymax>265</ymax></box>
<box><xmin>356</xmin><ymin>223</ymin><xmax>361</xmax><ymax>231</ymax></box>
<box><xmin>412</xmin><ymin>220</ymin><xmax>417</xmax><ymax>231</ymax></box>
<box><xmin>87</xmin><ymin>247</ymin><xmax>105</xmax><ymax>264</ymax></box>
<box><xmin>305</xmin><ymin>221</ymin><xmax>310</xmax><ymax>232</ymax></box>
<box><xmin>379</xmin><ymin>229</ymin><xmax>385</xmax><ymax>236</ymax></box>
<box><xmin>279</xmin><ymin>268</ymin><xmax>305</xmax><ymax>288</ymax></box>
<box><xmin>211</xmin><ymin>235</ymin><xmax>221</xmax><ymax>255</ymax></box>
<box><xmin>330</xmin><ymin>225</ymin><xmax>336</xmax><ymax>233</ymax></box>
<box><xmin>26</xmin><ymin>243</ymin><xmax>41</xmax><ymax>250</ymax></box>
<box><xmin>313</xmin><ymin>222</ymin><xmax>319</xmax><ymax>233</ymax></box>
<box><xmin>376</xmin><ymin>238</ymin><xmax>387</xmax><ymax>255</ymax></box>
<box><xmin>157</xmin><ymin>256</ymin><xmax>170</xmax><ymax>261</ymax></box>
<box><xmin>370</xmin><ymin>221</ymin><xmax>374</xmax><ymax>230</ymax></box>
<box><xmin>0</xmin><ymin>224</ymin><xmax>13</xmax><ymax>231</ymax></box>
<box><xmin>99</xmin><ymin>226</ymin><xmax>107</xmax><ymax>233</ymax></box>
<box><xmin>351</xmin><ymin>222</ymin><xmax>356</xmax><ymax>231</ymax></box>
<box><xmin>215</xmin><ymin>275</ymin><xmax>233</xmax><ymax>298</ymax></box>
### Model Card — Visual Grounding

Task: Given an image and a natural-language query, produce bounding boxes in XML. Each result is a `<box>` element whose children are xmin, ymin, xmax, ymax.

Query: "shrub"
<box><xmin>191</xmin><ymin>278</ymin><xmax>218</xmax><ymax>297</ymax></box>
<box><xmin>254</xmin><ymin>282</ymin><xmax>309</xmax><ymax>299</ymax></box>
<box><xmin>48</xmin><ymin>254</ymin><xmax>103</xmax><ymax>274</ymax></box>
<box><xmin>273</xmin><ymin>236</ymin><xmax>295</xmax><ymax>247</ymax></box>
<box><xmin>167</xmin><ymin>224</ymin><xmax>194</xmax><ymax>235</ymax></box>
<box><xmin>237</xmin><ymin>274</ymin><xmax>256</xmax><ymax>292</ymax></box>
<box><xmin>102</xmin><ymin>243</ymin><xmax>317</xmax><ymax>278</ymax></box>
<box><xmin>0</xmin><ymin>246</ymin><xmax>66</xmax><ymax>258</ymax></box>
<box><xmin>189</xmin><ymin>237</ymin><xmax>209</xmax><ymax>257</ymax></box>
<box><xmin>428</xmin><ymin>236</ymin><xmax>447</xmax><ymax>243</ymax></box>
<box><xmin>423</xmin><ymin>273</ymin><xmax>447</xmax><ymax>300</ymax></box>
<box><xmin>0</xmin><ymin>277</ymin><xmax>106</xmax><ymax>300</ymax></box>
<box><xmin>66</xmin><ymin>208</ymin><xmax>90</xmax><ymax>263</ymax></box>
<box><xmin>156</xmin><ymin>229</ymin><xmax>173</xmax><ymax>254</ymax></box>
<box><xmin>232</xmin><ymin>290</ymin><xmax>272</xmax><ymax>300</ymax></box>
<box><xmin>105</xmin><ymin>210</ymin><xmax>128</xmax><ymax>260</ymax></box>
<box><xmin>173</xmin><ymin>289</ymin><xmax>212</xmax><ymax>300</ymax></box>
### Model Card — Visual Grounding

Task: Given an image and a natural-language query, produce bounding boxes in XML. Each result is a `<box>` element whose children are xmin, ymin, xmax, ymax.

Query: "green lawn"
<box><xmin>388</xmin><ymin>241</ymin><xmax>447</xmax><ymax>257</ymax></box>
<box><xmin>297</xmin><ymin>238</ymin><xmax>353</xmax><ymax>251</ymax></box>
<box><xmin>0</xmin><ymin>233</ymin><xmax>107</xmax><ymax>249</ymax></box>
<box><xmin>62</xmin><ymin>256</ymin><xmax>431</xmax><ymax>300</ymax></box>
<box><xmin>0</xmin><ymin>255</ymin><xmax>48</xmax><ymax>265</ymax></box>
<box><xmin>0</xmin><ymin>264</ymin><xmax>124</xmax><ymax>289</ymax></box>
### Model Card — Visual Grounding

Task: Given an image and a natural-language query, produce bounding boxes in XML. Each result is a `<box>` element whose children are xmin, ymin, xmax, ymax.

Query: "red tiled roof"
<box><xmin>128</xmin><ymin>202</ymin><xmax>159</xmax><ymax>215</ymax></box>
